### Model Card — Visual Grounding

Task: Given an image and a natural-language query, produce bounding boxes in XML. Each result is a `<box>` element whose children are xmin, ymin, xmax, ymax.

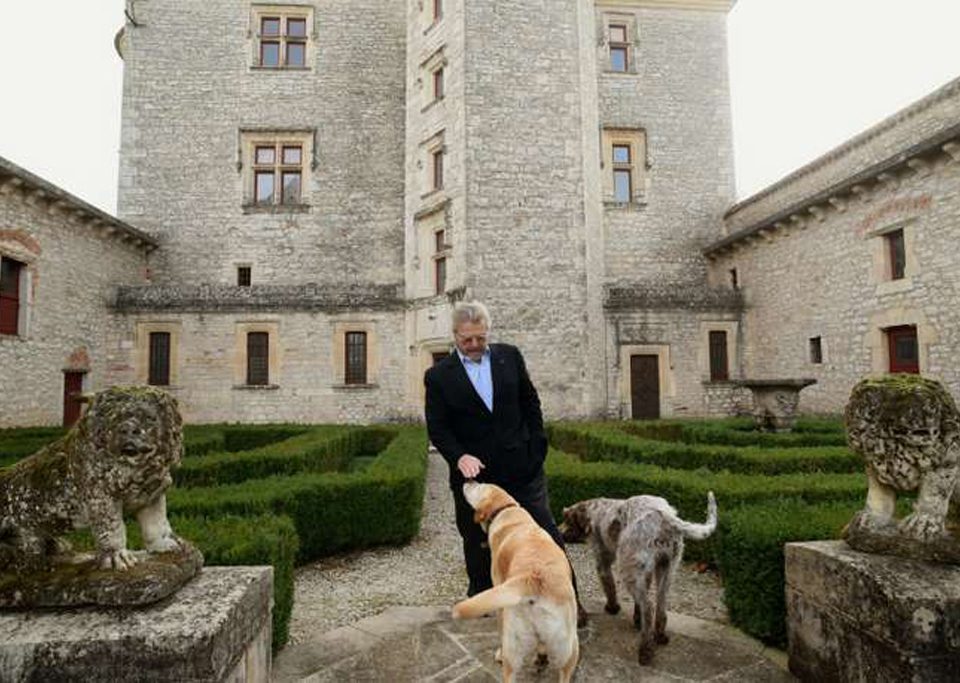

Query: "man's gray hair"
<box><xmin>452</xmin><ymin>301</ymin><xmax>491</xmax><ymax>332</ymax></box>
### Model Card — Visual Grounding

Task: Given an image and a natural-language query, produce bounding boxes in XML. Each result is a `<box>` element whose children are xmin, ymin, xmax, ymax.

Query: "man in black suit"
<box><xmin>424</xmin><ymin>301</ymin><xmax>585</xmax><ymax>622</ymax></box>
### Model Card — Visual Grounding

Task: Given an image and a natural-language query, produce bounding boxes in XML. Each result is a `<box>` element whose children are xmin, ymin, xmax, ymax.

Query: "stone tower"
<box><xmin>111</xmin><ymin>0</ymin><xmax>738</xmax><ymax>422</ymax></box>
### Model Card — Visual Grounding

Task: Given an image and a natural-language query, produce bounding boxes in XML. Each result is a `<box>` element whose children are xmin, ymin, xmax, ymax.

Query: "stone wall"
<box><xmin>599</xmin><ymin>5</ymin><xmax>735</xmax><ymax>286</ymax></box>
<box><xmin>104</xmin><ymin>308</ymin><xmax>409</xmax><ymax>424</ymax></box>
<box><xmin>0</xmin><ymin>183</ymin><xmax>147</xmax><ymax>427</ymax></box>
<box><xmin>459</xmin><ymin>0</ymin><xmax>605</xmax><ymax>418</ymax></box>
<box><xmin>596</xmin><ymin>2</ymin><xmax>737</xmax><ymax>419</ymax></box>
<box><xmin>711</xmin><ymin>78</ymin><xmax>960</xmax><ymax>412</ymax></box>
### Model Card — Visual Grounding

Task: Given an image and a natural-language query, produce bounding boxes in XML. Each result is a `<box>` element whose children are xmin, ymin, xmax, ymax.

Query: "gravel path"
<box><xmin>288</xmin><ymin>449</ymin><xmax>727</xmax><ymax>644</ymax></box>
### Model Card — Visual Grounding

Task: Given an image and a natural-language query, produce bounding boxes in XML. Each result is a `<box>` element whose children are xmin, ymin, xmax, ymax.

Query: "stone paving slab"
<box><xmin>274</xmin><ymin>606</ymin><xmax>795</xmax><ymax>682</ymax></box>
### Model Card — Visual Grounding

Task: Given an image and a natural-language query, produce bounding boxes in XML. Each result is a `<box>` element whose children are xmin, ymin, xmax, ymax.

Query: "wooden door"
<box><xmin>630</xmin><ymin>355</ymin><xmax>660</xmax><ymax>420</ymax></box>
<box><xmin>62</xmin><ymin>372</ymin><xmax>85</xmax><ymax>427</ymax></box>
<box><xmin>432</xmin><ymin>351</ymin><xmax>449</xmax><ymax>365</ymax></box>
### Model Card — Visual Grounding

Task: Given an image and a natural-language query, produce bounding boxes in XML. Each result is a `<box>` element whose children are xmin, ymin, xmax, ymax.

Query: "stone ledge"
<box><xmin>786</xmin><ymin>540</ymin><xmax>960</xmax><ymax>681</ymax></box>
<box><xmin>114</xmin><ymin>283</ymin><xmax>405</xmax><ymax>313</ymax></box>
<box><xmin>0</xmin><ymin>566</ymin><xmax>273</xmax><ymax>682</ymax></box>
<box><xmin>604</xmin><ymin>283</ymin><xmax>744</xmax><ymax>311</ymax></box>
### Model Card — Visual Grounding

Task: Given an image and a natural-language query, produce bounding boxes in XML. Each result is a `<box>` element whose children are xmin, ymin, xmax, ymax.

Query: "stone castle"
<box><xmin>2</xmin><ymin>0</ymin><xmax>959</xmax><ymax>426</ymax></box>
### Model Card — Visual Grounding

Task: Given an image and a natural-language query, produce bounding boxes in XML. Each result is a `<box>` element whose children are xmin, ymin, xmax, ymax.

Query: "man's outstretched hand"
<box><xmin>457</xmin><ymin>454</ymin><xmax>485</xmax><ymax>479</ymax></box>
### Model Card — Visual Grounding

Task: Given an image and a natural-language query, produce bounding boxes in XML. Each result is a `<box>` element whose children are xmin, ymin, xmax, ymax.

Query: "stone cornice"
<box><xmin>604</xmin><ymin>283</ymin><xmax>744</xmax><ymax>311</ymax></box>
<box><xmin>596</xmin><ymin>0</ymin><xmax>736</xmax><ymax>13</ymax></box>
<box><xmin>0</xmin><ymin>155</ymin><xmax>158</xmax><ymax>253</ymax></box>
<box><xmin>705</xmin><ymin>121</ymin><xmax>960</xmax><ymax>257</ymax></box>
<box><xmin>114</xmin><ymin>284</ymin><xmax>405</xmax><ymax>313</ymax></box>
<box><xmin>725</xmin><ymin>75</ymin><xmax>960</xmax><ymax>220</ymax></box>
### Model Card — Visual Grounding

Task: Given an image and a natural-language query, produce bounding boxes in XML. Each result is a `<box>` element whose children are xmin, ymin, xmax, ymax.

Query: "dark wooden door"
<box><xmin>63</xmin><ymin>372</ymin><xmax>85</xmax><ymax>427</ymax></box>
<box><xmin>630</xmin><ymin>355</ymin><xmax>660</xmax><ymax>420</ymax></box>
<box><xmin>887</xmin><ymin>325</ymin><xmax>919</xmax><ymax>374</ymax></box>
<box><xmin>432</xmin><ymin>351</ymin><xmax>449</xmax><ymax>365</ymax></box>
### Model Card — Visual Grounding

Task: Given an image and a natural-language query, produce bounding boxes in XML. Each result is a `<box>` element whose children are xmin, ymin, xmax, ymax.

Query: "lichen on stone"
<box><xmin>0</xmin><ymin>386</ymin><xmax>202</xmax><ymax>605</ymax></box>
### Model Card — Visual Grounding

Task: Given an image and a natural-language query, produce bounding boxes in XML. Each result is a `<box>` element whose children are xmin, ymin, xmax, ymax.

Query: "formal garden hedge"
<box><xmin>0</xmin><ymin>423</ymin><xmax>428</xmax><ymax>650</ymax></box>
<box><xmin>3</xmin><ymin>414</ymin><xmax>868</xmax><ymax>649</ymax></box>
<box><xmin>544</xmin><ymin>417</ymin><xmax>865</xmax><ymax>647</ymax></box>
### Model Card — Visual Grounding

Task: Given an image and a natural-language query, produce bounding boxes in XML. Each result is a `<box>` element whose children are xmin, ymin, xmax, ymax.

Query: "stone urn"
<box><xmin>734</xmin><ymin>378</ymin><xmax>816</xmax><ymax>432</ymax></box>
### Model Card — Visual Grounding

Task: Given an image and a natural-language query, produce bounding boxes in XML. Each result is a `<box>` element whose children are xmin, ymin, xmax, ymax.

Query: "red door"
<box><xmin>887</xmin><ymin>325</ymin><xmax>919</xmax><ymax>374</ymax></box>
<box><xmin>63</xmin><ymin>372</ymin><xmax>85</xmax><ymax>427</ymax></box>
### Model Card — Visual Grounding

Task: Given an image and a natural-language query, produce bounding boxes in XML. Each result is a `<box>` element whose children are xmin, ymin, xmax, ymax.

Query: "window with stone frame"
<box><xmin>886</xmin><ymin>229</ymin><xmax>906</xmax><ymax>280</ymax></box>
<box><xmin>247</xmin><ymin>332</ymin><xmax>270</xmax><ymax>385</ymax></box>
<box><xmin>809</xmin><ymin>336</ymin><xmax>823</xmax><ymax>365</ymax></box>
<box><xmin>602</xmin><ymin>128</ymin><xmax>645</xmax><ymax>205</ymax></box>
<box><xmin>433</xmin><ymin>66</ymin><xmax>445</xmax><ymax>101</ymax></box>
<box><xmin>432</xmin><ymin>148</ymin><xmax>444</xmax><ymax>191</ymax></box>
<box><xmin>886</xmin><ymin>325</ymin><xmax>919</xmax><ymax>374</ymax></box>
<box><xmin>612</xmin><ymin>144</ymin><xmax>632</xmax><ymax>203</ymax></box>
<box><xmin>254</xmin><ymin>143</ymin><xmax>302</xmax><ymax>205</ymax></box>
<box><xmin>344</xmin><ymin>331</ymin><xmax>368</xmax><ymax>384</ymax></box>
<box><xmin>254</xmin><ymin>8</ymin><xmax>309</xmax><ymax>69</ymax></box>
<box><xmin>420</xmin><ymin>131</ymin><xmax>446</xmax><ymax>198</ymax></box>
<box><xmin>242</xmin><ymin>130</ymin><xmax>312</xmax><ymax>209</ymax></box>
<box><xmin>608</xmin><ymin>23</ymin><xmax>629</xmax><ymax>72</ymax></box>
<box><xmin>148</xmin><ymin>332</ymin><xmax>171</xmax><ymax>386</ymax></box>
<box><xmin>0</xmin><ymin>256</ymin><xmax>24</xmax><ymax>336</ymax></box>
<box><xmin>421</xmin><ymin>48</ymin><xmax>447</xmax><ymax>110</ymax></box>
<box><xmin>237</xmin><ymin>265</ymin><xmax>252</xmax><ymax>287</ymax></box>
<box><xmin>433</xmin><ymin>229</ymin><xmax>448</xmax><ymax>295</ymax></box>
<box><xmin>708</xmin><ymin>330</ymin><xmax>729</xmax><ymax>381</ymax></box>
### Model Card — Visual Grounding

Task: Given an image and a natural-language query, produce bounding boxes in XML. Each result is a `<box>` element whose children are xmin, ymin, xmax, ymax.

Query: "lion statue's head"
<box><xmin>73</xmin><ymin>386</ymin><xmax>183</xmax><ymax>510</ymax></box>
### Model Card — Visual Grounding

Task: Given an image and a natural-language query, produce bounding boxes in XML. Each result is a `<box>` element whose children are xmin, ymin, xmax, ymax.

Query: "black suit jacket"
<box><xmin>424</xmin><ymin>343</ymin><xmax>548</xmax><ymax>487</ymax></box>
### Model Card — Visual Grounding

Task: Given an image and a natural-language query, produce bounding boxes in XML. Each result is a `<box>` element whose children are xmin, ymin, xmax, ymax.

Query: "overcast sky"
<box><xmin>1</xmin><ymin>1</ymin><xmax>960</xmax><ymax>214</ymax></box>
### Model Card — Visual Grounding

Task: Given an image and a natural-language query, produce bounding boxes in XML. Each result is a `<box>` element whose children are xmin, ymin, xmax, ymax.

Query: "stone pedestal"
<box><xmin>786</xmin><ymin>540</ymin><xmax>960</xmax><ymax>683</ymax></box>
<box><xmin>0</xmin><ymin>566</ymin><xmax>272</xmax><ymax>682</ymax></box>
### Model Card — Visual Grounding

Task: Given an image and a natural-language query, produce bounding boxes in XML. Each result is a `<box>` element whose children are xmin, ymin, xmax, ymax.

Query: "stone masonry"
<box><xmin>20</xmin><ymin>1</ymin><xmax>960</xmax><ymax>425</ymax></box>
<box><xmin>707</xmin><ymin>76</ymin><xmax>960</xmax><ymax>413</ymax></box>
<box><xmin>101</xmin><ymin>0</ymin><xmax>742</xmax><ymax>423</ymax></box>
<box><xmin>0</xmin><ymin>157</ymin><xmax>152</xmax><ymax>427</ymax></box>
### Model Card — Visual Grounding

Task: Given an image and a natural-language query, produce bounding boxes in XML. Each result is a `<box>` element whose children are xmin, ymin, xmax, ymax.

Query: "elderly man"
<box><xmin>424</xmin><ymin>301</ymin><xmax>585</xmax><ymax>623</ymax></box>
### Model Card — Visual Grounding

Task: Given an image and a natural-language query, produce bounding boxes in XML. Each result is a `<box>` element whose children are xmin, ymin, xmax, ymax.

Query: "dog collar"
<box><xmin>486</xmin><ymin>502</ymin><xmax>518</xmax><ymax>525</ymax></box>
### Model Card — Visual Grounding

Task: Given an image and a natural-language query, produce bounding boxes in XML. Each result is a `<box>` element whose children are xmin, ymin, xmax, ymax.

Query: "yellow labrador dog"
<box><xmin>452</xmin><ymin>481</ymin><xmax>579</xmax><ymax>682</ymax></box>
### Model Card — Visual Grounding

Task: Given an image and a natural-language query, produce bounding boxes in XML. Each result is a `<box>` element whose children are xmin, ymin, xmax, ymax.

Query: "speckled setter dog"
<box><xmin>561</xmin><ymin>492</ymin><xmax>717</xmax><ymax>664</ymax></box>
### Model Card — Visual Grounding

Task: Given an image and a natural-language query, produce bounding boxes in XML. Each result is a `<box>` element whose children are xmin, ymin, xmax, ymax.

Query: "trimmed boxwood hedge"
<box><xmin>0</xmin><ymin>427</ymin><xmax>65</xmax><ymax>466</ymax></box>
<box><xmin>167</xmin><ymin>426</ymin><xmax>427</xmax><ymax>562</ymax></box>
<box><xmin>548</xmin><ymin>423</ymin><xmax>858</xmax><ymax>475</ymax></box>
<box><xmin>172</xmin><ymin>514</ymin><xmax>299</xmax><ymax>650</ymax></box>
<box><xmin>622</xmin><ymin>419</ymin><xmax>847</xmax><ymax>449</ymax></box>
<box><xmin>544</xmin><ymin>448</ymin><xmax>865</xmax><ymax>563</ymax></box>
<box><xmin>221</xmin><ymin>425</ymin><xmax>310</xmax><ymax>453</ymax></box>
<box><xmin>174</xmin><ymin>426</ymin><xmax>367</xmax><ymax>487</ymax></box>
<box><xmin>715</xmin><ymin>498</ymin><xmax>910</xmax><ymax>646</ymax></box>
<box><xmin>542</xmin><ymin>418</ymin><xmax>881</xmax><ymax>650</ymax></box>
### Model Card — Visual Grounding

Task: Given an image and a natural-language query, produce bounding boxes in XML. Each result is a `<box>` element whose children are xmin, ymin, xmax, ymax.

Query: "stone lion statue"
<box><xmin>0</xmin><ymin>386</ymin><xmax>184</xmax><ymax>573</ymax></box>
<box><xmin>845</xmin><ymin>375</ymin><xmax>960</xmax><ymax>550</ymax></box>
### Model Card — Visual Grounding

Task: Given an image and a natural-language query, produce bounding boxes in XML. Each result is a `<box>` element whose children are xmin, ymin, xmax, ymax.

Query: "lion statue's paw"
<box><xmin>146</xmin><ymin>535</ymin><xmax>183</xmax><ymax>554</ymax></box>
<box><xmin>99</xmin><ymin>549</ymin><xmax>138</xmax><ymax>571</ymax></box>
<box><xmin>899</xmin><ymin>512</ymin><xmax>947</xmax><ymax>542</ymax></box>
